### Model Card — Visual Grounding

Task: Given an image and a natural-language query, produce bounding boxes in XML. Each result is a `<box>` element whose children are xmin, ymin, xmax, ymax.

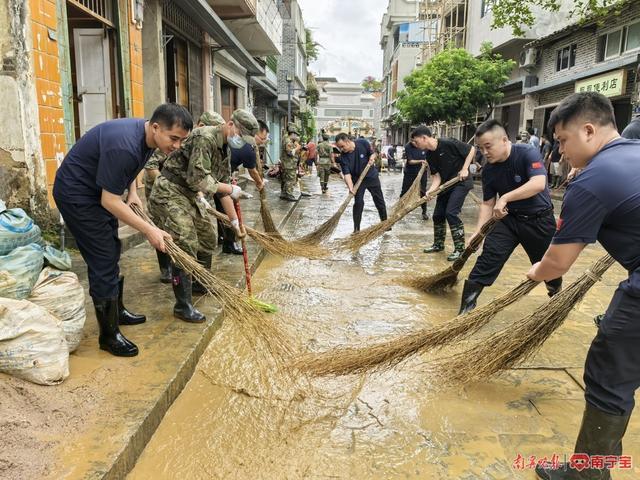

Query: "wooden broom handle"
<box><xmin>349</xmin><ymin>162</ymin><xmax>373</xmax><ymax>197</ymax></box>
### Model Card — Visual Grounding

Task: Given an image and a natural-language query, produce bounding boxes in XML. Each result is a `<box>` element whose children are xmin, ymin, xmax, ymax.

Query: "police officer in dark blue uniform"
<box><xmin>400</xmin><ymin>130</ymin><xmax>429</xmax><ymax>220</ymax></box>
<box><xmin>529</xmin><ymin>92</ymin><xmax>640</xmax><ymax>480</ymax></box>
<box><xmin>459</xmin><ymin>119</ymin><xmax>562</xmax><ymax>314</ymax></box>
<box><xmin>335</xmin><ymin>133</ymin><xmax>388</xmax><ymax>232</ymax></box>
<box><xmin>53</xmin><ymin>103</ymin><xmax>192</xmax><ymax>357</ymax></box>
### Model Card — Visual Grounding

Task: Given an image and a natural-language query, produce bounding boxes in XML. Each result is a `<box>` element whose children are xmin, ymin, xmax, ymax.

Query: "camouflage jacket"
<box><xmin>317</xmin><ymin>141</ymin><xmax>333</xmax><ymax>164</ymax></box>
<box><xmin>161</xmin><ymin>126</ymin><xmax>229</xmax><ymax>195</ymax></box>
<box><xmin>281</xmin><ymin>139</ymin><xmax>299</xmax><ymax>169</ymax></box>
<box><xmin>144</xmin><ymin>149</ymin><xmax>167</xmax><ymax>171</ymax></box>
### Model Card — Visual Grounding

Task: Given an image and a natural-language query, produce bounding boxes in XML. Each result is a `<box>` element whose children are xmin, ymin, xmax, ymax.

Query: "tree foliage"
<box><xmin>397</xmin><ymin>44</ymin><xmax>515</xmax><ymax>125</ymax></box>
<box><xmin>305</xmin><ymin>28</ymin><xmax>321</xmax><ymax>63</ymax></box>
<box><xmin>491</xmin><ymin>0</ymin><xmax>628</xmax><ymax>37</ymax></box>
<box><xmin>306</xmin><ymin>72</ymin><xmax>319</xmax><ymax>107</ymax></box>
<box><xmin>362</xmin><ymin>76</ymin><xmax>383</xmax><ymax>92</ymax></box>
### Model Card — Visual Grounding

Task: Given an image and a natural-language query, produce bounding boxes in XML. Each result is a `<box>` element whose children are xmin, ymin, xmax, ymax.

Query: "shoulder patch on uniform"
<box><xmin>532</xmin><ymin>162</ymin><xmax>543</xmax><ymax>169</ymax></box>
<box><xmin>556</xmin><ymin>218</ymin><xmax>564</xmax><ymax>231</ymax></box>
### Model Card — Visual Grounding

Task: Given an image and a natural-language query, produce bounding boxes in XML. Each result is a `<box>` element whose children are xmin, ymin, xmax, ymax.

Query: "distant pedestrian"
<box><xmin>527</xmin><ymin>127</ymin><xmax>540</xmax><ymax>150</ymax></box>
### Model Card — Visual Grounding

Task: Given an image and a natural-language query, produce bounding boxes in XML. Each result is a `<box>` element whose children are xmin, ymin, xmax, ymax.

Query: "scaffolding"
<box><xmin>418</xmin><ymin>0</ymin><xmax>468</xmax><ymax>65</ymax></box>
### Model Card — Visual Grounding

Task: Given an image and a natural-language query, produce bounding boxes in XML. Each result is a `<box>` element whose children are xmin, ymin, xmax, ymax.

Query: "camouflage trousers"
<box><xmin>317</xmin><ymin>163</ymin><xmax>331</xmax><ymax>186</ymax></box>
<box><xmin>281</xmin><ymin>167</ymin><xmax>298</xmax><ymax>196</ymax></box>
<box><xmin>148</xmin><ymin>176</ymin><xmax>217</xmax><ymax>258</ymax></box>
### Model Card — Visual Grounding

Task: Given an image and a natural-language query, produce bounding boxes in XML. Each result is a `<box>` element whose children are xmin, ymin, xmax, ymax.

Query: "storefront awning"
<box><xmin>181</xmin><ymin>0</ymin><xmax>263</xmax><ymax>75</ymax></box>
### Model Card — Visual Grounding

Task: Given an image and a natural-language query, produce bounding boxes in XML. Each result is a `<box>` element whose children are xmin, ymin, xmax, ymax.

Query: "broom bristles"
<box><xmin>293</xmin><ymin>278</ymin><xmax>539</xmax><ymax>376</ymax></box>
<box><xmin>131</xmin><ymin>204</ymin><xmax>294</xmax><ymax>361</ymax></box>
<box><xmin>259</xmin><ymin>188</ymin><xmax>283</xmax><ymax>238</ymax></box>
<box><xmin>403</xmin><ymin>217</ymin><xmax>500</xmax><ymax>293</ymax></box>
<box><xmin>434</xmin><ymin>254</ymin><xmax>615</xmax><ymax>385</ymax></box>
<box><xmin>392</xmin><ymin>163</ymin><xmax>427</xmax><ymax>216</ymax></box>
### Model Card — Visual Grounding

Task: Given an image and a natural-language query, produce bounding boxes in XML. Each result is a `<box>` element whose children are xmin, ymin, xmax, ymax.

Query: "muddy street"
<box><xmin>128</xmin><ymin>174</ymin><xmax>639</xmax><ymax>479</ymax></box>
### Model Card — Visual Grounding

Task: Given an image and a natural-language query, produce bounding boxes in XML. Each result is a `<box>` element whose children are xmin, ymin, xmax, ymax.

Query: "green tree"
<box><xmin>490</xmin><ymin>0</ymin><xmax>627</xmax><ymax>37</ymax></box>
<box><xmin>362</xmin><ymin>76</ymin><xmax>383</xmax><ymax>92</ymax></box>
<box><xmin>306</xmin><ymin>72</ymin><xmax>320</xmax><ymax>107</ymax></box>
<box><xmin>305</xmin><ymin>28</ymin><xmax>321</xmax><ymax>63</ymax></box>
<box><xmin>397</xmin><ymin>44</ymin><xmax>515</xmax><ymax>124</ymax></box>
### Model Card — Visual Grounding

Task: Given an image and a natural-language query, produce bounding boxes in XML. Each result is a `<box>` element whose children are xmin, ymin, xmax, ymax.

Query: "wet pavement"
<box><xmin>127</xmin><ymin>171</ymin><xmax>639</xmax><ymax>479</ymax></box>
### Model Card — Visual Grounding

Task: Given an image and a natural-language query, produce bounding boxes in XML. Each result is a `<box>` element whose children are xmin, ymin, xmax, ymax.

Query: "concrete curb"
<box><xmin>103</xmin><ymin>189</ymin><xmax>301</xmax><ymax>480</ymax></box>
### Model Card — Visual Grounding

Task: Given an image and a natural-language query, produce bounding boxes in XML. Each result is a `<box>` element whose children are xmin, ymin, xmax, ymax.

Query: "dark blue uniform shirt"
<box><xmin>403</xmin><ymin>142</ymin><xmax>428</xmax><ymax>175</ymax></box>
<box><xmin>552</xmin><ymin>138</ymin><xmax>640</xmax><ymax>294</ymax></box>
<box><xmin>482</xmin><ymin>143</ymin><xmax>552</xmax><ymax>214</ymax></box>
<box><xmin>427</xmin><ymin>138</ymin><xmax>472</xmax><ymax>182</ymax></box>
<box><xmin>230</xmin><ymin>143</ymin><xmax>257</xmax><ymax>172</ymax></box>
<box><xmin>340</xmin><ymin>138</ymin><xmax>378</xmax><ymax>180</ymax></box>
<box><xmin>54</xmin><ymin>118</ymin><xmax>153</xmax><ymax>203</ymax></box>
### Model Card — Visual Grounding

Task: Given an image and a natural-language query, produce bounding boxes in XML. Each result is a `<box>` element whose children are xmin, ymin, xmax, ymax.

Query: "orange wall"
<box><xmin>128</xmin><ymin>10</ymin><xmax>144</xmax><ymax>117</ymax></box>
<box><xmin>30</xmin><ymin>0</ymin><xmax>66</xmax><ymax>206</ymax></box>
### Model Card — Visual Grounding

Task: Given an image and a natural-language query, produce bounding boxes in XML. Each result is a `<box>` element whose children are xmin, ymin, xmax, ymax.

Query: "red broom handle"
<box><xmin>234</xmin><ymin>200</ymin><xmax>252</xmax><ymax>296</ymax></box>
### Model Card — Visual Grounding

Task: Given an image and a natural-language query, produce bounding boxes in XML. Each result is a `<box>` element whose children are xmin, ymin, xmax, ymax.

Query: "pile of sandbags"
<box><xmin>0</xmin><ymin>298</ymin><xmax>69</xmax><ymax>385</ymax></box>
<box><xmin>0</xmin><ymin>200</ymin><xmax>85</xmax><ymax>385</ymax></box>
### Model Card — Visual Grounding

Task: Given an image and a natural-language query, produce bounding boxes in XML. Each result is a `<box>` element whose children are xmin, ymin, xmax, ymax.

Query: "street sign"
<box><xmin>575</xmin><ymin>69</ymin><xmax>627</xmax><ymax>98</ymax></box>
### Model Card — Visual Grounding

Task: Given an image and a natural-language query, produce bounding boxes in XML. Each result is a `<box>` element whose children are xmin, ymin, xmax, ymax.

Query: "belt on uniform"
<box><xmin>510</xmin><ymin>207</ymin><xmax>553</xmax><ymax>220</ymax></box>
<box><xmin>161</xmin><ymin>169</ymin><xmax>193</xmax><ymax>192</ymax></box>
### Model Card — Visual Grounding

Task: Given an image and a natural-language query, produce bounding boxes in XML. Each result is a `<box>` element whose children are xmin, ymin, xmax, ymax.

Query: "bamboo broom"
<box><xmin>403</xmin><ymin>217</ymin><xmax>500</xmax><ymax>293</ymax></box>
<box><xmin>206</xmin><ymin>207</ymin><xmax>330</xmax><ymax>260</ymax></box>
<box><xmin>293</xmin><ymin>278</ymin><xmax>538</xmax><ymax>377</ymax></box>
<box><xmin>256</xmin><ymin>147</ymin><xmax>284</xmax><ymax>238</ymax></box>
<box><xmin>391</xmin><ymin>162</ymin><xmax>428</xmax><ymax>216</ymax></box>
<box><xmin>295</xmin><ymin>162</ymin><xmax>373</xmax><ymax>245</ymax></box>
<box><xmin>130</xmin><ymin>204</ymin><xmax>293</xmax><ymax>358</ymax></box>
<box><xmin>337</xmin><ymin>176</ymin><xmax>463</xmax><ymax>252</ymax></box>
<box><xmin>434</xmin><ymin>254</ymin><xmax>615</xmax><ymax>385</ymax></box>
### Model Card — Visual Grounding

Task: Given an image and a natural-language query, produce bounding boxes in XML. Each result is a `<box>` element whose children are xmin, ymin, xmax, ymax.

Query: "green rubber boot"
<box><xmin>447</xmin><ymin>223</ymin><xmax>466</xmax><ymax>261</ymax></box>
<box><xmin>424</xmin><ymin>221</ymin><xmax>446</xmax><ymax>253</ymax></box>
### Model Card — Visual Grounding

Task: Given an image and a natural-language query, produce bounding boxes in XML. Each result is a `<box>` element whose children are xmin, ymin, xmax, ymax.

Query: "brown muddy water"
<box><xmin>128</xmin><ymin>176</ymin><xmax>639</xmax><ymax>479</ymax></box>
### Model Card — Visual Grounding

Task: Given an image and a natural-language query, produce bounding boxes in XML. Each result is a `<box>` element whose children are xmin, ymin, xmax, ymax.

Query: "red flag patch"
<box><xmin>532</xmin><ymin>162</ymin><xmax>543</xmax><ymax>169</ymax></box>
<box><xmin>556</xmin><ymin>218</ymin><xmax>564</xmax><ymax>231</ymax></box>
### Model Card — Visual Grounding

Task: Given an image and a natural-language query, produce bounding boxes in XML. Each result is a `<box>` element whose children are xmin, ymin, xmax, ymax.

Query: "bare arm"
<box><xmin>248</xmin><ymin>168</ymin><xmax>264</xmax><ymax>190</ymax></box>
<box><xmin>458</xmin><ymin>147</ymin><xmax>476</xmax><ymax>180</ymax></box>
<box><xmin>101</xmin><ymin>190</ymin><xmax>170</xmax><ymax>252</ymax></box>
<box><xmin>494</xmin><ymin>175</ymin><xmax>546</xmax><ymax>219</ymax></box>
<box><xmin>426</xmin><ymin>172</ymin><xmax>442</xmax><ymax>195</ymax></box>
<box><xmin>527</xmin><ymin>243</ymin><xmax>586</xmax><ymax>281</ymax></box>
<box><xmin>343</xmin><ymin>173</ymin><xmax>354</xmax><ymax>194</ymax></box>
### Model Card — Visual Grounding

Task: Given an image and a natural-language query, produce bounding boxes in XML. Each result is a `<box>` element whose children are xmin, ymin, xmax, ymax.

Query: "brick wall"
<box><xmin>128</xmin><ymin>6</ymin><xmax>144</xmax><ymax>117</ymax></box>
<box><xmin>30</xmin><ymin>0</ymin><xmax>66</xmax><ymax>206</ymax></box>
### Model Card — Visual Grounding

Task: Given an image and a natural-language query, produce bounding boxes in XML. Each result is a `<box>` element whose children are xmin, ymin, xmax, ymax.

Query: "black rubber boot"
<box><xmin>535</xmin><ymin>403</ymin><xmax>631</xmax><ymax>479</ymax></box>
<box><xmin>222</xmin><ymin>240</ymin><xmax>243</xmax><ymax>255</ymax></box>
<box><xmin>118</xmin><ymin>276</ymin><xmax>146</xmax><ymax>325</ymax></box>
<box><xmin>447</xmin><ymin>223</ymin><xmax>466</xmax><ymax>262</ymax></box>
<box><xmin>193</xmin><ymin>252</ymin><xmax>212</xmax><ymax>295</ymax></box>
<box><xmin>458</xmin><ymin>279</ymin><xmax>485</xmax><ymax>315</ymax></box>
<box><xmin>156</xmin><ymin>250</ymin><xmax>172</xmax><ymax>284</ymax></box>
<box><xmin>546</xmin><ymin>278</ymin><xmax>563</xmax><ymax>298</ymax></box>
<box><xmin>172</xmin><ymin>265</ymin><xmax>206</xmax><ymax>323</ymax></box>
<box><xmin>424</xmin><ymin>221</ymin><xmax>446</xmax><ymax>253</ymax></box>
<box><xmin>594</xmin><ymin>314</ymin><xmax>604</xmax><ymax>327</ymax></box>
<box><xmin>93</xmin><ymin>297</ymin><xmax>138</xmax><ymax>357</ymax></box>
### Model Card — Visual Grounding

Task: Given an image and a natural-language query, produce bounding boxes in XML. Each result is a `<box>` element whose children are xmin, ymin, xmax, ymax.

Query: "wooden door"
<box><xmin>176</xmin><ymin>40</ymin><xmax>189</xmax><ymax>107</ymax></box>
<box><xmin>73</xmin><ymin>28</ymin><xmax>112</xmax><ymax>135</ymax></box>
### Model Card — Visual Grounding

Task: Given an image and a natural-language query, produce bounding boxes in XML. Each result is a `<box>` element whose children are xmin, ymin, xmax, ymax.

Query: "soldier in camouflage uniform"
<box><xmin>148</xmin><ymin>109</ymin><xmax>257</xmax><ymax>323</ymax></box>
<box><xmin>280</xmin><ymin>125</ymin><xmax>301</xmax><ymax>201</ymax></box>
<box><xmin>316</xmin><ymin>133</ymin><xmax>334</xmax><ymax>194</ymax></box>
<box><xmin>144</xmin><ymin>111</ymin><xmax>225</xmax><ymax>282</ymax></box>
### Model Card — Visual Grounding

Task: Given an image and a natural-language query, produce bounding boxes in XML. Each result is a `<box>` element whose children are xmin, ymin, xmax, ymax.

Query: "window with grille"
<box><xmin>68</xmin><ymin>0</ymin><xmax>114</xmax><ymax>25</ymax></box>
<box><xmin>555</xmin><ymin>44</ymin><xmax>577</xmax><ymax>72</ymax></box>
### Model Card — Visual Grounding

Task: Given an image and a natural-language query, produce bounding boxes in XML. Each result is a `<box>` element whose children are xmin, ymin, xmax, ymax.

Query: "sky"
<box><xmin>297</xmin><ymin>0</ymin><xmax>389</xmax><ymax>84</ymax></box>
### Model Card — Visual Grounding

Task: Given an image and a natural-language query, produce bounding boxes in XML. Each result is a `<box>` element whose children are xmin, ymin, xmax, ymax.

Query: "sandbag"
<box><xmin>0</xmin><ymin>298</ymin><xmax>69</xmax><ymax>385</ymax></box>
<box><xmin>0</xmin><ymin>200</ymin><xmax>42</xmax><ymax>256</ymax></box>
<box><xmin>43</xmin><ymin>245</ymin><xmax>72</xmax><ymax>271</ymax></box>
<box><xmin>29</xmin><ymin>267</ymin><xmax>85</xmax><ymax>352</ymax></box>
<box><xmin>0</xmin><ymin>244</ymin><xmax>45</xmax><ymax>299</ymax></box>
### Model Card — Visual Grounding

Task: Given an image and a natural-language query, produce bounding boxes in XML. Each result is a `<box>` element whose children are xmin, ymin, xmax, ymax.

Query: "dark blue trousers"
<box><xmin>55</xmin><ymin>198</ymin><xmax>121</xmax><ymax>299</ymax></box>
<box><xmin>431</xmin><ymin>178</ymin><xmax>472</xmax><ymax>227</ymax></box>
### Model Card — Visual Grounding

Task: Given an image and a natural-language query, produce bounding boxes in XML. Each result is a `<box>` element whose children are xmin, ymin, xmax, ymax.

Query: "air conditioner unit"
<box><xmin>519</xmin><ymin>48</ymin><xmax>538</xmax><ymax>68</ymax></box>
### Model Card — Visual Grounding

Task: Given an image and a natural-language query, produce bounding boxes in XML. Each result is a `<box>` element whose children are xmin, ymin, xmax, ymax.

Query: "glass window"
<box><xmin>481</xmin><ymin>0</ymin><xmax>493</xmax><ymax>18</ymax></box>
<box><xmin>605</xmin><ymin>29</ymin><xmax>622</xmax><ymax>59</ymax></box>
<box><xmin>555</xmin><ymin>44</ymin><xmax>576</xmax><ymax>72</ymax></box>
<box><xmin>626</xmin><ymin>22</ymin><xmax>640</xmax><ymax>51</ymax></box>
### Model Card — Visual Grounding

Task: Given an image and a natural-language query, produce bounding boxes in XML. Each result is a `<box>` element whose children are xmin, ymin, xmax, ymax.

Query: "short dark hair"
<box><xmin>150</xmin><ymin>103</ymin><xmax>193</xmax><ymax>131</ymax></box>
<box><xmin>257</xmin><ymin>119</ymin><xmax>269</xmax><ymax>133</ymax></box>
<box><xmin>527</xmin><ymin>127</ymin><xmax>535</xmax><ymax>135</ymax></box>
<box><xmin>335</xmin><ymin>132</ymin><xmax>350</xmax><ymax>143</ymax></box>
<box><xmin>411</xmin><ymin>126</ymin><xmax>432</xmax><ymax>138</ymax></box>
<box><xmin>548</xmin><ymin>92</ymin><xmax>616</xmax><ymax>133</ymax></box>
<box><xmin>475</xmin><ymin>119</ymin><xmax>506</xmax><ymax>138</ymax></box>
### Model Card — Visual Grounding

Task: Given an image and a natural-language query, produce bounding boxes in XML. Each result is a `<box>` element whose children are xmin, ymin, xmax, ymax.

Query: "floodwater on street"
<box><xmin>128</xmin><ymin>173</ymin><xmax>639</xmax><ymax>479</ymax></box>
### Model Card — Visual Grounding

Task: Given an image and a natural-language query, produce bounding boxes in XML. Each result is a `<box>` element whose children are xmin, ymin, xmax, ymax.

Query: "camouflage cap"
<box><xmin>199</xmin><ymin>111</ymin><xmax>225</xmax><ymax>127</ymax></box>
<box><xmin>231</xmin><ymin>109</ymin><xmax>259</xmax><ymax>146</ymax></box>
<box><xmin>287</xmin><ymin>124</ymin><xmax>300</xmax><ymax>135</ymax></box>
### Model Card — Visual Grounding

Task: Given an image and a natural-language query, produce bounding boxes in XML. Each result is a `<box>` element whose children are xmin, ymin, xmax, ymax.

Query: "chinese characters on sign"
<box><xmin>512</xmin><ymin>453</ymin><xmax>633</xmax><ymax>471</ymax></box>
<box><xmin>575</xmin><ymin>70</ymin><xmax>627</xmax><ymax>98</ymax></box>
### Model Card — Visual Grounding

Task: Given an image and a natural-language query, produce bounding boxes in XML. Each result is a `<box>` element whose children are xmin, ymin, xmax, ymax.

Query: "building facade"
<box><xmin>314</xmin><ymin>81</ymin><xmax>377</xmax><ymax>139</ymax></box>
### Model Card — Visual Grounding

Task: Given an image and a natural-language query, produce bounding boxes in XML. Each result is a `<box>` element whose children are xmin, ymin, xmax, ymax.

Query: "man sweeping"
<box><xmin>53</xmin><ymin>103</ymin><xmax>191</xmax><ymax>357</ymax></box>
<box><xmin>335</xmin><ymin>133</ymin><xmax>388</xmax><ymax>232</ymax></box>
<box><xmin>280</xmin><ymin>126</ymin><xmax>302</xmax><ymax>202</ymax></box>
<box><xmin>144</xmin><ymin>111</ymin><xmax>225</xmax><ymax>282</ymax></box>
<box><xmin>316</xmin><ymin>132</ymin><xmax>334</xmax><ymax>194</ymax></box>
<box><xmin>149</xmin><ymin>110</ymin><xmax>256</xmax><ymax>324</ymax></box>
<box><xmin>400</xmin><ymin>129</ymin><xmax>430</xmax><ymax>220</ymax></box>
<box><xmin>230</xmin><ymin>119</ymin><xmax>270</xmax><ymax>191</ymax></box>
<box><xmin>458</xmin><ymin>119</ymin><xmax>562</xmax><ymax>314</ymax></box>
<box><xmin>412</xmin><ymin>127</ymin><xmax>476</xmax><ymax>261</ymax></box>
<box><xmin>528</xmin><ymin>92</ymin><xmax>640</xmax><ymax>480</ymax></box>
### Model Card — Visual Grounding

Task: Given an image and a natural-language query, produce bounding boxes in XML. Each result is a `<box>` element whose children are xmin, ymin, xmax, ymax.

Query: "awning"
<box><xmin>252</xmin><ymin>77</ymin><xmax>278</xmax><ymax>97</ymax></box>
<box><xmin>180</xmin><ymin>0</ymin><xmax>263</xmax><ymax>75</ymax></box>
